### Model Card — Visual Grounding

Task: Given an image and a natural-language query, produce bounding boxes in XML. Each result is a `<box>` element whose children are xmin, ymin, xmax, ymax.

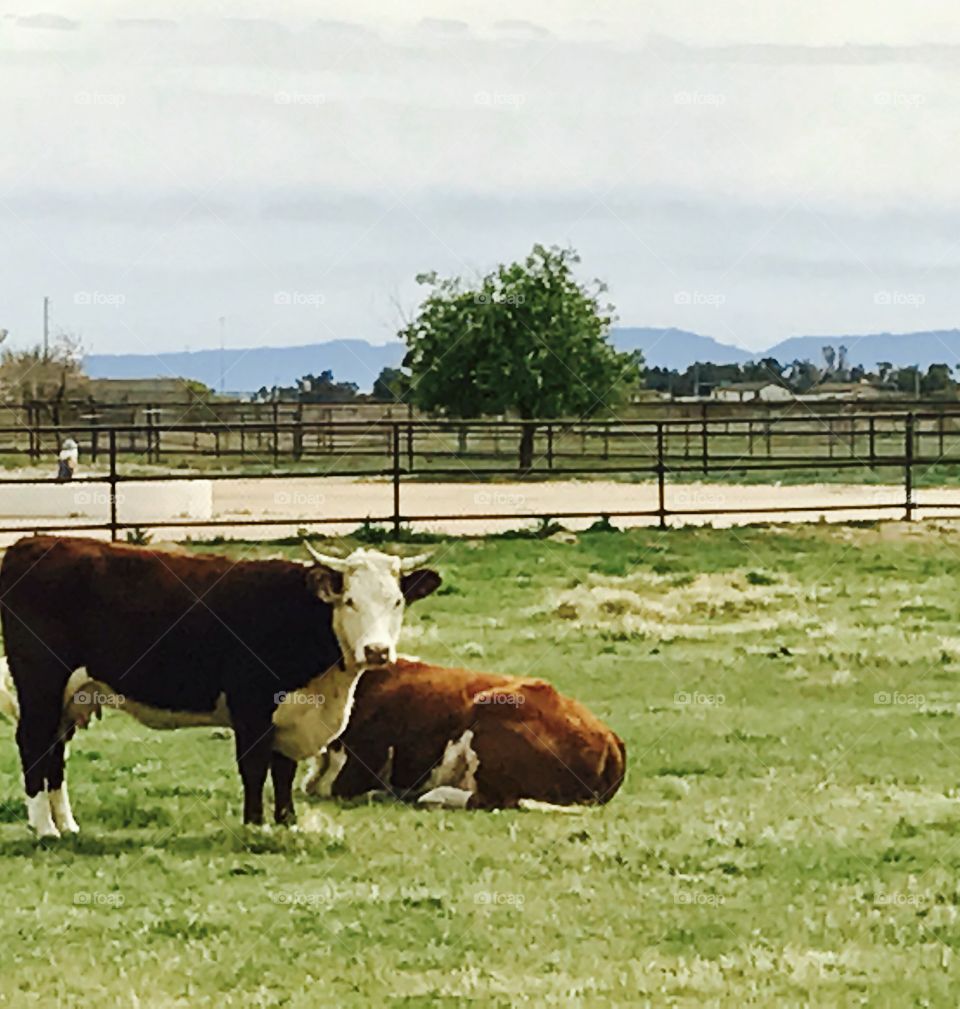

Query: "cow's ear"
<box><xmin>307</xmin><ymin>564</ymin><xmax>344</xmax><ymax>602</ymax></box>
<box><xmin>401</xmin><ymin>568</ymin><xmax>441</xmax><ymax>604</ymax></box>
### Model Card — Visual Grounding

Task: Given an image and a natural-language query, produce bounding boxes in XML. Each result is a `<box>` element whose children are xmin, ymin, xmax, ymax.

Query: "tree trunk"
<box><xmin>518</xmin><ymin>422</ymin><xmax>536</xmax><ymax>473</ymax></box>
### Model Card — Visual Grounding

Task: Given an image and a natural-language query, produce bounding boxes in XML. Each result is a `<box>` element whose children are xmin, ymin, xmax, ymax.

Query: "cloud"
<box><xmin>312</xmin><ymin>19</ymin><xmax>377</xmax><ymax>40</ymax></box>
<box><xmin>115</xmin><ymin>18</ymin><xmax>178</xmax><ymax>30</ymax></box>
<box><xmin>417</xmin><ymin>18</ymin><xmax>470</xmax><ymax>35</ymax></box>
<box><xmin>647</xmin><ymin>34</ymin><xmax>960</xmax><ymax>65</ymax></box>
<box><xmin>15</xmin><ymin>14</ymin><xmax>78</xmax><ymax>30</ymax></box>
<box><xmin>492</xmin><ymin>20</ymin><xmax>551</xmax><ymax>39</ymax></box>
<box><xmin>2</xmin><ymin>4</ymin><xmax>960</xmax><ymax>354</ymax></box>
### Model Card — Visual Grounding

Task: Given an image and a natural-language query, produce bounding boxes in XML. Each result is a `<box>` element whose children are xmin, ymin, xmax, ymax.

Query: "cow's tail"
<box><xmin>517</xmin><ymin>798</ymin><xmax>586</xmax><ymax>813</ymax></box>
<box><xmin>0</xmin><ymin>656</ymin><xmax>20</xmax><ymax>723</ymax></box>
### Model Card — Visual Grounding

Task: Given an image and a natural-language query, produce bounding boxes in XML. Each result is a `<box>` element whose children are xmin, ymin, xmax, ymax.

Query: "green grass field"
<box><xmin>2</xmin><ymin>523</ymin><xmax>960</xmax><ymax>1005</ymax></box>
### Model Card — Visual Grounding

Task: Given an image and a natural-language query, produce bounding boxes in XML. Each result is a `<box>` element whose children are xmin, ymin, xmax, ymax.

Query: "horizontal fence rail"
<box><xmin>0</xmin><ymin>411</ymin><xmax>957</xmax><ymax>539</ymax></box>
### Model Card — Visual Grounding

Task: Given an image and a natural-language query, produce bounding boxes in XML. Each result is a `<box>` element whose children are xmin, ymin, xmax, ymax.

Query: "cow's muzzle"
<box><xmin>363</xmin><ymin>644</ymin><xmax>391</xmax><ymax>667</ymax></box>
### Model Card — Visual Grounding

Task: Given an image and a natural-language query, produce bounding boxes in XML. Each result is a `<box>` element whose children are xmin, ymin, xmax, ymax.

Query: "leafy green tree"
<box><xmin>895</xmin><ymin>366</ymin><xmax>921</xmax><ymax>396</ymax></box>
<box><xmin>787</xmin><ymin>359</ymin><xmax>821</xmax><ymax>393</ymax></box>
<box><xmin>298</xmin><ymin>370</ymin><xmax>358</xmax><ymax>402</ymax></box>
<box><xmin>742</xmin><ymin>357</ymin><xmax>785</xmax><ymax>385</ymax></box>
<box><xmin>372</xmin><ymin>367</ymin><xmax>409</xmax><ymax>402</ymax></box>
<box><xmin>922</xmin><ymin>363</ymin><xmax>954</xmax><ymax>396</ymax></box>
<box><xmin>400</xmin><ymin>245</ymin><xmax>641</xmax><ymax>469</ymax></box>
<box><xmin>0</xmin><ymin>331</ymin><xmax>89</xmax><ymax>402</ymax></box>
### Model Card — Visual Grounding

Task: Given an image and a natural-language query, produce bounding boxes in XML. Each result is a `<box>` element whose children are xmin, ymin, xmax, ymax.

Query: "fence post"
<box><xmin>108</xmin><ymin>428</ymin><xmax>119</xmax><ymax>541</ymax></box>
<box><xmin>868</xmin><ymin>416</ymin><xmax>876</xmax><ymax>469</ymax></box>
<box><xmin>547</xmin><ymin>424</ymin><xmax>554</xmax><ymax>470</ymax></box>
<box><xmin>407</xmin><ymin>422</ymin><xmax>414</xmax><ymax>472</ymax></box>
<box><xmin>272</xmin><ymin>402</ymin><xmax>280</xmax><ymax>467</ymax></box>
<box><xmin>392</xmin><ymin>422</ymin><xmax>401</xmax><ymax>538</ymax></box>
<box><xmin>700</xmin><ymin>402</ymin><xmax>708</xmax><ymax>474</ymax></box>
<box><xmin>656</xmin><ymin>422</ymin><xmax>667</xmax><ymax>530</ymax></box>
<box><xmin>293</xmin><ymin>405</ymin><xmax>304</xmax><ymax>462</ymax></box>
<box><xmin>32</xmin><ymin>405</ymin><xmax>42</xmax><ymax>462</ymax></box>
<box><xmin>904</xmin><ymin>412</ymin><xmax>915</xmax><ymax>521</ymax></box>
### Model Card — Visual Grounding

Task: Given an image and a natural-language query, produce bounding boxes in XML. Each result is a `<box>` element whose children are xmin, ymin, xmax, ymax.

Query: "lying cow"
<box><xmin>302</xmin><ymin>659</ymin><xmax>626</xmax><ymax>809</ymax></box>
<box><xmin>0</xmin><ymin>536</ymin><xmax>440</xmax><ymax>837</ymax></box>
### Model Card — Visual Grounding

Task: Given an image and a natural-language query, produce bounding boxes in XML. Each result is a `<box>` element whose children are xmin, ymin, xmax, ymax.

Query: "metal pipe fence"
<box><xmin>0</xmin><ymin>412</ymin><xmax>956</xmax><ymax>539</ymax></box>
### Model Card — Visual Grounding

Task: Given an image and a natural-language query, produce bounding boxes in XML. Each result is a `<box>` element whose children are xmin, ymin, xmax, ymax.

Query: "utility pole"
<box><xmin>43</xmin><ymin>296</ymin><xmax>49</xmax><ymax>361</ymax></box>
<box><xmin>219</xmin><ymin>316</ymin><xmax>226</xmax><ymax>394</ymax></box>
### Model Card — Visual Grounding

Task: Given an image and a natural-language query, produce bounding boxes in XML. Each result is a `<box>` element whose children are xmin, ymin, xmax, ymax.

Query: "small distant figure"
<box><xmin>57</xmin><ymin>438</ymin><xmax>79</xmax><ymax>482</ymax></box>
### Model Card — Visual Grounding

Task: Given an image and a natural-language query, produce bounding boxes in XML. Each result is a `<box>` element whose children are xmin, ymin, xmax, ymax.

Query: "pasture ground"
<box><xmin>1</xmin><ymin>522</ymin><xmax>960</xmax><ymax>1005</ymax></box>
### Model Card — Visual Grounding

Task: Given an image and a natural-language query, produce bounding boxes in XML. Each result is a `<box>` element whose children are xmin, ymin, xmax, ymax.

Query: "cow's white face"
<box><xmin>307</xmin><ymin>547</ymin><xmax>441</xmax><ymax>668</ymax></box>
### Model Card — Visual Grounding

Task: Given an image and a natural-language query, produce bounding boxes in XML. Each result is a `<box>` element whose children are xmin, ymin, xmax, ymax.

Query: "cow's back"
<box><xmin>0</xmin><ymin>536</ymin><xmax>337</xmax><ymax>714</ymax></box>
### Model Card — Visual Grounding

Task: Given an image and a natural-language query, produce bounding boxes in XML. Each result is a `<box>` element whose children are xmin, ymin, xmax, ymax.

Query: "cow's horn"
<box><xmin>399</xmin><ymin>552</ymin><xmax>432</xmax><ymax>572</ymax></box>
<box><xmin>303</xmin><ymin>541</ymin><xmax>349</xmax><ymax>570</ymax></box>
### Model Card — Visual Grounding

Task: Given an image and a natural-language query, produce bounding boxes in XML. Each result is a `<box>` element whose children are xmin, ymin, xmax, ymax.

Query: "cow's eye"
<box><xmin>394</xmin><ymin>598</ymin><xmax>402</xmax><ymax>608</ymax></box>
<box><xmin>345</xmin><ymin>598</ymin><xmax>357</xmax><ymax>609</ymax></box>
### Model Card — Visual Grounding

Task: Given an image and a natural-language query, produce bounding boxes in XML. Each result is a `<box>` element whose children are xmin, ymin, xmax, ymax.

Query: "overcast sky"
<box><xmin>2</xmin><ymin>2</ymin><xmax>959</xmax><ymax>357</ymax></box>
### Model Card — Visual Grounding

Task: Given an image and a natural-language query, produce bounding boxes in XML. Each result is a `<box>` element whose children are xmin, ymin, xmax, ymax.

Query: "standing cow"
<box><xmin>303</xmin><ymin>659</ymin><xmax>626</xmax><ymax>810</ymax></box>
<box><xmin>0</xmin><ymin>537</ymin><xmax>440</xmax><ymax>837</ymax></box>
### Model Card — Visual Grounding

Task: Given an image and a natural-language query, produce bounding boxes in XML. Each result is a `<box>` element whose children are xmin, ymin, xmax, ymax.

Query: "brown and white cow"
<box><xmin>0</xmin><ymin>537</ymin><xmax>440</xmax><ymax>837</ymax></box>
<box><xmin>302</xmin><ymin>659</ymin><xmax>626</xmax><ymax>809</ymax></box>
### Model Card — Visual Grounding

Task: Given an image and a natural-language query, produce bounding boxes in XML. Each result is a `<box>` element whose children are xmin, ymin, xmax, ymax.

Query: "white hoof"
<box><xmin>27</xmin><ymin>793</ymin><xmax>61</xmax><ymax>839</ymax></box>
<box><xmin>417</xmin><ymin>786</ymin><xmax>474</xmax><ymax>809</ymax></box>
<box><xmin>49</xmin><ymin>786</ymin><xmax>80</xmax><ymax>835</ymax></box>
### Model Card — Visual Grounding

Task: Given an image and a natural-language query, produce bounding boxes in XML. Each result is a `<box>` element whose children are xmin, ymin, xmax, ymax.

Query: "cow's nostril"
<box><xmin>363</xmin><ymin>645</ymin><xmax>389</xmax><ymax>665</ymax></box>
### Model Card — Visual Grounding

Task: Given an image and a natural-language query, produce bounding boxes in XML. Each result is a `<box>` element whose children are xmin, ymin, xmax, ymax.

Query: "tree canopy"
<box><xmin>399</xmin><ymin>244</ymin><xmax>642</xmax><ymax>468</ymax></box>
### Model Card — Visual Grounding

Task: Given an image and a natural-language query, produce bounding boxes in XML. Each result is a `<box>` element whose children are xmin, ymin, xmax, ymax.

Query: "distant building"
<box><xmin>712</xmin><ymin>382</ymin><xmax>793</xmax><ymax>403</ymax></box>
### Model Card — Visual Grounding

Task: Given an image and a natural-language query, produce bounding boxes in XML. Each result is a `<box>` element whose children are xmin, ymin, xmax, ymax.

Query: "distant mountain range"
<box><xmin>612</xmin><ymin>328</ymin><xmax>751</xmax><ymax>369</ymax></box>
<box><xmin>85</xmin><ymin>340</ymin><xmax>403</xmax><ymax>395</ymax></box>
<box><xmin>85</xmin><ymin>328</ymin><xmax>960</xmax><ymax>392</ymax></box>
<box><xmin>763</xmin><ymin>331</ymin><xmax>960</xmax><ymax>370</ymax></box>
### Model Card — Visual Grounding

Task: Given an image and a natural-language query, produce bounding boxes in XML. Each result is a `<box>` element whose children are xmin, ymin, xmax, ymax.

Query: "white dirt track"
<box><xmin>0</xmin><ymin>477</ymin><xmax>951</xmax><ymax>542</ymax></box>
<box><xmin>1</xmin><ymin>476</ymin><xmax>957</xmax><ymax>543</ymax></box>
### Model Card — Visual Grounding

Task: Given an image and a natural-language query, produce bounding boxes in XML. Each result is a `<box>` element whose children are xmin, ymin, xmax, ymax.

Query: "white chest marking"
<box><xmin>271</xmin><ymin>665</ymin><xmax>365</xmax><ymax>762</ymax></box>
<box><xmin>422</xmin><ymin>729</ymin><xmax>479</xmax><ymax>795</ymax></box>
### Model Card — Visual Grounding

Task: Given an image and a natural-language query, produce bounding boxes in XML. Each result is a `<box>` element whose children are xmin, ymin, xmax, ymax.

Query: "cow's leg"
<box><xmin>15</xmin><ymin>681</ymin><xmax>67</xmax><ymax>839</ymax></box>
<box><xmin>270</xmin><ymin>752</ymin><xmax>297</xmax><ymax>826</ymax></box>
<box><xmin>233</xmin><ymin>715</ymin><xmax>273</xmax><ymax>825</ymax></box>
<box><xmin>46</xmin><ymin>736</ymin><xmax>80</xmax><ymax>835</ymax></box>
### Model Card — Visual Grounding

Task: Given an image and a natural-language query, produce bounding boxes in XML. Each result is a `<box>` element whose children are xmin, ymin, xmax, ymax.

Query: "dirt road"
<box><xmin>210</xmin><ymin>477</ymin><xmax>957</xmax><ymax>537</ymax></box>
